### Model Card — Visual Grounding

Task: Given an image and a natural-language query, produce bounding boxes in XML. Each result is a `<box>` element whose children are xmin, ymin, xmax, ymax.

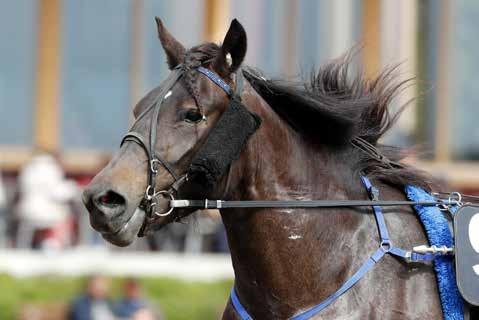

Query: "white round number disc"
<box><xmin>469</xmin><ymin>213</ymin><xmax>479</xmax><ymax>253</ymax></box>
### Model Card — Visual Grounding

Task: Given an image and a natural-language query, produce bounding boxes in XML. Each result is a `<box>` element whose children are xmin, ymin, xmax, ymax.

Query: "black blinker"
<box><xmin>187</xmin><ymin>99</ymin><xmax>261</xmax><ymax>190</ymax></box>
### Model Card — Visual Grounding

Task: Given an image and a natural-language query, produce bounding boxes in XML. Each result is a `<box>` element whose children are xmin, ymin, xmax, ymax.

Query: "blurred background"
<box><xmin>0</xmin><ymin>0</ymin><xmax>478</xmax><ymax>319</ymax></box>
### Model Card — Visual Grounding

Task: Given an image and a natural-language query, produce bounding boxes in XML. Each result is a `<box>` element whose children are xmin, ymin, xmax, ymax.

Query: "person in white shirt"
<box><xmin>15</xmin><ymin>152</ymin><xmax>78</xmax><ymax>249</ymax></box>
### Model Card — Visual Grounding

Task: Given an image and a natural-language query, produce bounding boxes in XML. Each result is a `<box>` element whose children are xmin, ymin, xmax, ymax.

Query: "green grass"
<box><xmin>0</xmin><ymin>274</ymin><xmax>233</xmax><ymax>320</ymax></box>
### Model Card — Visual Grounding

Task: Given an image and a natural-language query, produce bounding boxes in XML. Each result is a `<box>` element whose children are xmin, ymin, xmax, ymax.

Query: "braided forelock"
<box><xmin>182</xmin><ymin>43</ymin><xmax>222</xmax><ymax>113</ymax></box>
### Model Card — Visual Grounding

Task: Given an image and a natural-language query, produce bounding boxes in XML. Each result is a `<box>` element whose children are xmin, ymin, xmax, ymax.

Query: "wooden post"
<box><xmin>435</xmin><ymin>0</ymin><xmax>451</xmax><ymax>162</ymax></box>
<box><xmin>362</xmin><ymin>0</ymin><xmax>380</xmax><ymax>79</ymax></box>
<box><xmin>34</xmin><ymin>0</ymin><xmax>60</xmax><ymax>152</ymax></box>
<box><xmin>204</xmin><ymin>0</ymin><xmax>230</xmax><ymax>42</ymax></box>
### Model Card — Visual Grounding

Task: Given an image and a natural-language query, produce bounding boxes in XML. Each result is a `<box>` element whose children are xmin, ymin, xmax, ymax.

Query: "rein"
<box><xmin>169</xmin><ymin>199</ymin><xmax>458</xmax><ymax>210</ymax></box>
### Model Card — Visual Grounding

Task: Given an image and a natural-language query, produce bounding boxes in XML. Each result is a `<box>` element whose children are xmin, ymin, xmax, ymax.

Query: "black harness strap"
<box><xmin>121</xmin><ymin>67</ymin><xmax>184</xmax><ymax>217</ymax></box>
<box><xmin>170</xmin><ymin>199</ymin><xmax>454</xmax><ymax>210</ymax></box>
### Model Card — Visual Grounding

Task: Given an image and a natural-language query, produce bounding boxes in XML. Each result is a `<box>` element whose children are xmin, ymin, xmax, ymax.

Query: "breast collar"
<box><xmin>229</xmin><ymin>175</ymin><xmax>452</xmax><ymax>320</ymax></box>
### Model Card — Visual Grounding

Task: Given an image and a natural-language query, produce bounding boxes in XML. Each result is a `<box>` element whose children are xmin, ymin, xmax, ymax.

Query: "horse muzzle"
<box><xmin>82</xmin><ymin>187</ymin><xmax>145</xmax><ymax>246</ymax></box>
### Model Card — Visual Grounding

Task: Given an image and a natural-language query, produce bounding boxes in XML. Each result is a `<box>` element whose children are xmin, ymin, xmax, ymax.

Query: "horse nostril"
<box><xmin>94</xmin><ymin>190</ymin><xmax>126</xmax><ymax>209</ymax></box>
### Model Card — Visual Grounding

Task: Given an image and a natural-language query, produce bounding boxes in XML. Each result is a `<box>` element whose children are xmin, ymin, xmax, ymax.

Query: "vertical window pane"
<box><xmin>61</xmin><ymin>0</ymin><xmax>131</xmax><ymax>150</ymax></box>
<box><xmin>298</xmin><ymin>0</ymin><xmax>322</xmax><ymax>70</ymax></box>
<box><xmin>257</xmin><ymin>0</ymin><xmax>287</xmax><ymax>76</ymax></box>
<box><xmin>452</xmin><ymin>0</ymin><xmax>479</xmax><ymax>160</ymax></box>
<box><xmin>0</xmin><ymin>1</ymin><xmax>37</xmax><ymax>145</ymax></box>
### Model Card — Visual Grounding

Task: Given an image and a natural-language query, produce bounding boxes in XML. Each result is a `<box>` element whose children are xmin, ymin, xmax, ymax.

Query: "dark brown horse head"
<box><xmin>82</xmin><ymin>18</ymin><xmax>249</xmax><ymax>246</ymax></box>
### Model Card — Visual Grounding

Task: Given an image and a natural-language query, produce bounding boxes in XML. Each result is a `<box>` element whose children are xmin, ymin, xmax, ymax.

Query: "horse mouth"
<box><xmin>100</xmin><ymin>208</ymin><xmax>146</xmax><ymax>247</ymax></box>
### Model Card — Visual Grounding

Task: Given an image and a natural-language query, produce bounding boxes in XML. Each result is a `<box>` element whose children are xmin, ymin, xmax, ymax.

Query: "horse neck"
<box><xmin>220</xmin><ymin>87</ymin><xmax>370</xmax><ymax>316</ymax></box>
<box><xmin>224</xmin><ymin>83</ymin><xmax>359</xmax><ymax>200</ymax></box>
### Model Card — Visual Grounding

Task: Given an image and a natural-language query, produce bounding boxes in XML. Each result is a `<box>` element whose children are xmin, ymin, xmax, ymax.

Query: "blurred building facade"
<box><xmin>1</xmin><ymin>0</ymin><xmax>479</xmax><ymax>190</ymax></box>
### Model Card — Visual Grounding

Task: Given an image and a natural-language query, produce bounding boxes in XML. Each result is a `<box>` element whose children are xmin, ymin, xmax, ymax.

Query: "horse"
<box><xmin>82</xmin><ymin>18</ymin><xmax>453</xmax><ymax>319</ymax></box>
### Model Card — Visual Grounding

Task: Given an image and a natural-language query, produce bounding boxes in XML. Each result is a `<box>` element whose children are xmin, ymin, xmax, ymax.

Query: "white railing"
<box><xmin>0</xmin><ymin>248</ymin><xmax>233</xmax><ymax>280</ymax></box>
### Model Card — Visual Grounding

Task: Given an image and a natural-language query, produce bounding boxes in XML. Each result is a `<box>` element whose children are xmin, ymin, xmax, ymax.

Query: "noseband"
<box><xmin>120</xmin><ymin>64</ymin><xmax>244</xmax><ymax>218</ymax></box>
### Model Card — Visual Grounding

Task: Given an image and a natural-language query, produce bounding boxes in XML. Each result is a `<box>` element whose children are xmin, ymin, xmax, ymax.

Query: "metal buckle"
<box><xmin>370</xmin><ymin>187</ymin><xmax>380</xmax><ymax>201</ymax></box>
<box><xmin>404</xmin><ymin>251</ymin><xmax>413</xmax><ymax>263</ymax></box>
<box><xmin>380</xmin><ymin>240</ymin><xmax>391</xmax><ymax>252</ymax></box>
<box><xmin>436</xmin><ymin>191</ymin><xmax>463</xmax><ymax>213</ymax></box>
<box><xmin>145</xmin><ymin>185</ymin><xmax>155</xmax><ymax>201</ymax></box>
<box><xmin>150</xmin><ymin>159</ymin><xmax>161</xmax><ymax>174</ymax></box>
<box><xmin>151</xmin><ymin>190</ymin><xmax>175</xmax><ymax>217</ymax></box>
<box><xmin>449</xmin><ymin>192</ymin><xmax>463</xmax><ymax>207</ymax></box>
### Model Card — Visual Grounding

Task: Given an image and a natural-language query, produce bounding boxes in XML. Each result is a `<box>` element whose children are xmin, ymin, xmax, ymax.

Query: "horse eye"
<box><xmin>184</xmin><ymin>109</ymin><xmax>204</xmax><ymax>123</ymax></box>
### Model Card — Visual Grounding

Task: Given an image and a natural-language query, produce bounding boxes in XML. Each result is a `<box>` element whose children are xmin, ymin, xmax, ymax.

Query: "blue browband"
<box><xmin>197</xmin><ymin>66</ymin><xmax>235</xmax><ymax>97</ymax></box>
<box><xmin>230</xmin><ymin>176</ymin><xmax>438</xmax><ymax>320</ymax></box>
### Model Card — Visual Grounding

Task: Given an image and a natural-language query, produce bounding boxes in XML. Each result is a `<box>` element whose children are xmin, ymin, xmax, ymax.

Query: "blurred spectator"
<box><xmin>69</xmin><ymin>275</ymin><xmax>116</xmax><ymax>320</ymax></box>
<box><xmin>0</xmin><ymin>171</ymin><xmax>7</xmax><ymax>247</ymax></box>
<box><xmin>15</xmin><ymin>152</ymin><xmax>78</xmax><ymax>249</ymax></box>
<box><xmin>115</xmin><ymin>278</ymin><xmax>159</xmax><ymax>320</ymax></box>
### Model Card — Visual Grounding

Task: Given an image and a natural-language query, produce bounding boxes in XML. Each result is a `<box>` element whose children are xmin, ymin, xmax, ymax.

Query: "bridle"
<box><xmin>121</xmin><ymin>66</ymin><xmax>184</xmax><ymax>218</ymax></box>
<box><xmin>120</xmin><ymin>64</ymin><xmax>245</xmax><ymax>219</ymax></box>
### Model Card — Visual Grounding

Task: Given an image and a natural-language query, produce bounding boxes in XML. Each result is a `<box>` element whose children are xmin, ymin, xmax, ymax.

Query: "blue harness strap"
<box><xmin>360</xmin><ymin>176</ymin><xmax>389</xmax><ymax>242</ymax></box>
<box><xmin>230</xmin><ymin>176</ymin><xmax>439</xmax><ymax>320</ymax></box>
<box><xmin>197</xmin><ymin>66</ymin><xmax>234</xmax><ymax>97</ymax></box>
<box><xmin>230</xmin><ymin>288</ymin><xmax>253</xmax><ymax>320</ymax></box>
<box><xmin>290</xmin><ymin>246</ymin><xmax>387</xmax><ymax>320</ymax></box>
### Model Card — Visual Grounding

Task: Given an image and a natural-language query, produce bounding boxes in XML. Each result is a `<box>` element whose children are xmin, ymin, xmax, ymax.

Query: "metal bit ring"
<box><xmin>152</xmin><ymin>191</ymin><xmax>175</xmax><ymax>217</ymax></box>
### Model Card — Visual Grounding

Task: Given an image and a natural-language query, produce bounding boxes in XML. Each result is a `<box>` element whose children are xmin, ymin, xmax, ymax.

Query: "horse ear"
<box><xmin>213</xmin><ymin>19</ymin><xmax>247</xmax><ymax>77</ymax></box>
<box><xmin>155</xmin><ymin>17</ymin><xmax>185</xmax><ymax>69</ymax></box>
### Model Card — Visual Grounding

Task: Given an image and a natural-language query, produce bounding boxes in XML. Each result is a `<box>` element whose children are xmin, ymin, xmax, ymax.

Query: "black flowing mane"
<box><xmin>183</xmin><ymin>43</ymin><xmax>434</xmax><ymax>190</ymax></box>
